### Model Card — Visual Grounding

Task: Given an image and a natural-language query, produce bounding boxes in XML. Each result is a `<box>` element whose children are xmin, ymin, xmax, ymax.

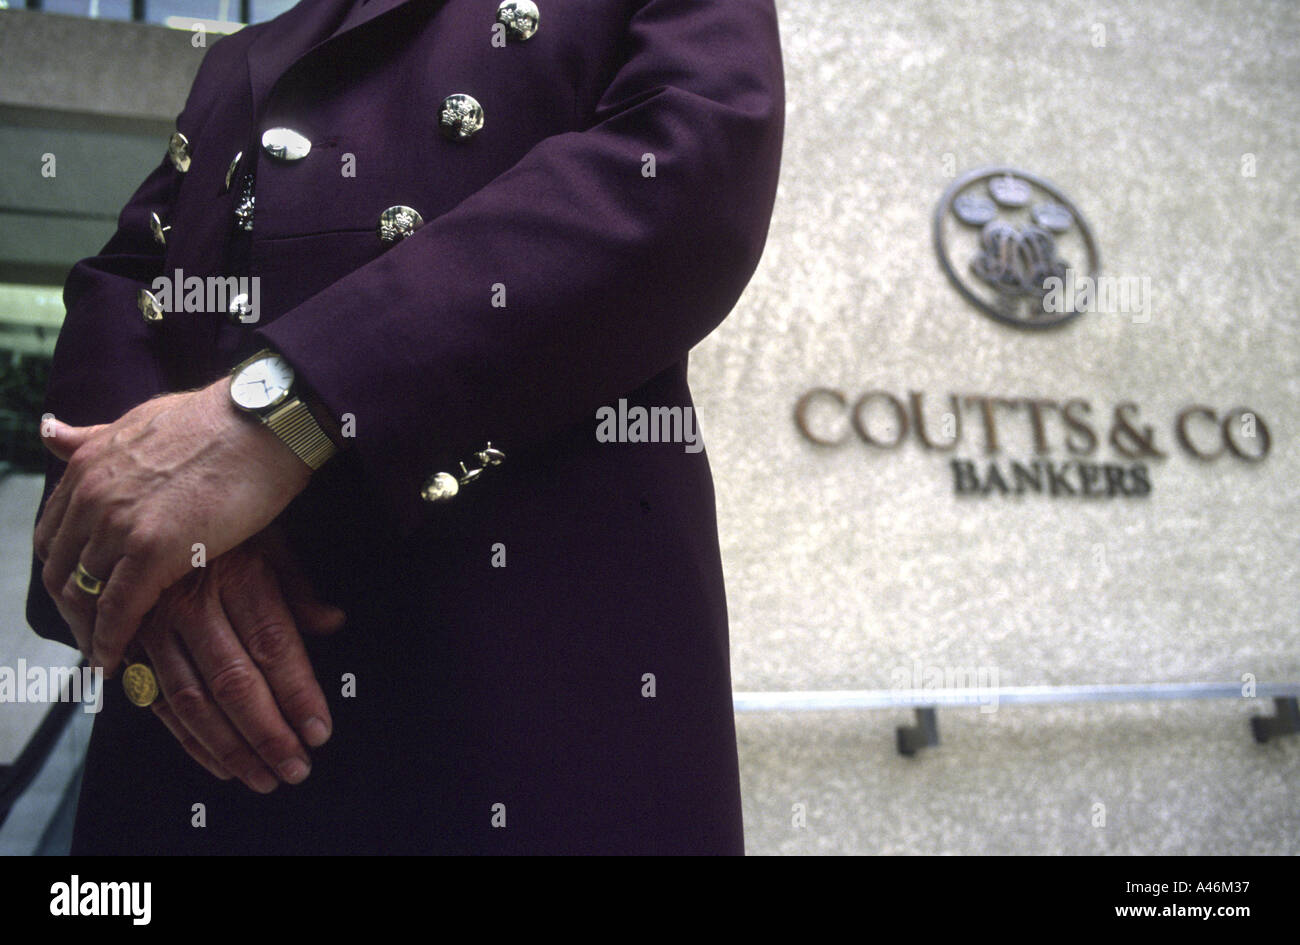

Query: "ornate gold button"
<box><xmin>477</xmin><ymin>445</ymin><xmax>506</xmax><ymax>466</ymax></box>
<box><xmin>167</xmin><ymin>131</ymin><xmax>191</xmax><ymax>172</ymax></box>
<box><xmin>224</xmin><ymin>151</ymin><xmax>243</xmax><ymax>192</ymax></box>
<box><xmin>420</xmin><ymin>443</ymin><xmax>506</xmax><ymax>503</ymax></box>
<box><xmin>137</xmin><ymin>288</ymin><xmax>164</xmax><ymax>323</ymax></box>
<box><xmin>149</xmin><ymin>211</ymin><xmax>171</xmax><ymax>246</ymax></box>
<box><xmin>497</xmin><ymin>1</ymin><xmax>540</xmax><ymax>41</ymax></box>
<box><xmin>261</xmin><ymin>127</ymin><xmax>312</xmax><ymax>161</ymax></box>
<box><xmin>227</xmin><ymin>293</ymin><xmax>254</xmax><ymax>324</ymax></box>
<box><xmin>378</xmin><ymin>205</ymin><xmax>424</xmax><ymax>243</ymax></box>
<box><xmin>421</xmin><ymin>471</ymin><xmax>461</xmax><ymax>503</ymax></box>
<box><xmin>439</xmin><ymin>94</ymin><xmax>485</xmax><ymax>141</ymax></box>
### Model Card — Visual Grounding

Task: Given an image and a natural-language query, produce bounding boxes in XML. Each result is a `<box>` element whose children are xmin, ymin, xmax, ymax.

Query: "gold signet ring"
<box><xmin>73</xmin><ymin>563</ymin><xmax>105</xmax><ymax>597</ymax></box>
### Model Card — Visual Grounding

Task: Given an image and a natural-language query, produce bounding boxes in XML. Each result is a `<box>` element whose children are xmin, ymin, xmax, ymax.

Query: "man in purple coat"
<box><xmin>26</xmin><ymin>0</ymin><xmax>783</xmax><ymax>854</ymax></box>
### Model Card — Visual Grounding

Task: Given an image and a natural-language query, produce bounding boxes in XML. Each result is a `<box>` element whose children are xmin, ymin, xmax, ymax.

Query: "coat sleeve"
<box><xmin>256</xmin><ymin>0</ymin><xmax>786</xmax><ymax>535</ymax></box>
<box><xmin>25</xmin><ymin>31</ymin><xmax>259</xmax><ymax>646</ymax></box>
<box><xmin>24</xmin><ymin>138</ymin><xmax>189</xmax><ymax>647</ymax></box>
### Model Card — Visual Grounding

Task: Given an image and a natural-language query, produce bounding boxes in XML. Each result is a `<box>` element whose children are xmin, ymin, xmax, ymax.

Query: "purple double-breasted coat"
<box><xmin>27</xmin><ymin>0</ymin><xmax>784</xmax><ymax>853</ymax></box>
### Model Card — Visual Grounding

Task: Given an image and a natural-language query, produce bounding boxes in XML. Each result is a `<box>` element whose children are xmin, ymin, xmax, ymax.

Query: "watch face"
<box><xmin>231</xmin><ymin>354</ymin><xmax>295</xmax><ymax>411</ymax></box>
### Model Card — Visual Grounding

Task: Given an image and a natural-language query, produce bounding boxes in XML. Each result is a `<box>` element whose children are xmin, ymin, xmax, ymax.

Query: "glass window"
<box><xmin>144</xmin><ymin>0</ymin><xmax>234</xmax><ymax>26</ymax></box>
<box><xmin>30</xmin><ymin>0</ymin><xmax>300</xmax><ymax>26</ymax></box>
<box><xmin>39</xmin><ymin>0</ymin><xmax>134</xmax><ymax>21</ymax></box>
<box><xmin>251</xmin><ymin>0</ymin><xmax>298</xmax><ymax>24</ymax></box>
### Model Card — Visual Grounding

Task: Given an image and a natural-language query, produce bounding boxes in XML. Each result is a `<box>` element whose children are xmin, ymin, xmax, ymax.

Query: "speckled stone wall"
<box><xmin>695</xmin><ymin>0</ymin><xmax>1299</xmax><ymax>854</ymax></box>
<box><xmin>695</xmin><ymin>0</ymin><xmax>1299</xmax><ymax>693</ymax></box>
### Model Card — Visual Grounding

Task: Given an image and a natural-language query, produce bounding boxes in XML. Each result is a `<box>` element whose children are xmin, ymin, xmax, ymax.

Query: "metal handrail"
<box><xmin>733</xmin><ymin>681</ymin><xmax>1300</xmax><ymax>711</ymax></box>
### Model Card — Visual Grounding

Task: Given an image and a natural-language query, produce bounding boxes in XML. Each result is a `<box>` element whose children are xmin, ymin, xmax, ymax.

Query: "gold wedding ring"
<box><xmin>73</xmin><ymin>562</ymin><xmax>105</xmax><ymax>597</ymax></box>
<box><xmin>122</xmin><ymin>661</ymin><xmax>159</xmax><ymax>708</ymax></box>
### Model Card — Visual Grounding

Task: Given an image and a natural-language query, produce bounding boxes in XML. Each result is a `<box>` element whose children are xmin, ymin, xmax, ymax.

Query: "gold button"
<box><xmin>497</xmin><ymin>1</ymin><xmax>539</xmax><ymax>41</ymax></box>
<box><xmin>138</xmin><ymin>288</ymin><xmax>164</xmax><ymax>323</ymax></box>
<box><xmin>421</xmin><ymin>472</ymin><xmax>460</xmax><ymax>502</ymax></box>
<box><xmin>167</xmin><ymin>131</ymin><xmax>191</xmax><ymax>172</ymax></box>
<box><xmin>477</xmin><ymin>445</ymin><xmax>506</xmax><ymax>466</ymax></box>
<box><xmin>439</xmin><ymin>94</ymin><xmax>484</xmax><ymax>141</ymax></box>
<box><xmin>261</xmin><ymin>127</ymin><xmax>312</xmax><ymax>161</ymax></box>
<box><xmin>224</xmin><ymin>151</ymin><xmax>243</xmax><ymax>192</ymax></box>
<box><xmin>227</xmin><ymin>293</ymin><xmax>255</xmax><ymax>324</ymax></box>
<box><xmin>378</xmin><ymin>205</ymin><xmax>424</xmax><ymax>243</ymax></box>
<box><xmin>149</xmin><ymin>211</ymin><xmax>171</xmax><ymax>246</ymax></box>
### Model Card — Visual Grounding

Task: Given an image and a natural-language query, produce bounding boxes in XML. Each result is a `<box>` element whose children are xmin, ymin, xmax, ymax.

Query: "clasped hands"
<box><xmin>34</xmin><ymin>378</ymin><xmax>342</xmax><ymax>793</ymax></box>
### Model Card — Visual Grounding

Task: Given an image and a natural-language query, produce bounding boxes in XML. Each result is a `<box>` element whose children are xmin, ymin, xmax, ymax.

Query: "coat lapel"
<box><xmin>246</xmin><ymin>0</ymin><xmax>428</xmax><ymax>110</ymax></box>
<box><xmin>326</xmin><ymin>0</ymin><xmax>420</xmax><ymax>39</ymax></box>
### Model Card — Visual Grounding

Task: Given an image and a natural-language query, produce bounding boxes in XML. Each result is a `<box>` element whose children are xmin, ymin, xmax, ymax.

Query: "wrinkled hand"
<box><xmin>141</xmin><ymin>528</ymin><xmax>345</xmax><ymax>793</ymax></box>
<box><xmin>34</xmin><ymin>379</ymin><xmax>311</xmax><ymax>673</ymax></box>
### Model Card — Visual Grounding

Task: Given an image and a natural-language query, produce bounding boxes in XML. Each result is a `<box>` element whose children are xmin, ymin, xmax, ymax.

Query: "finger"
<box><xmin>222</xmin><ymin>558</ymin><xmax>334</xmax><ymax>749</ymax></box>
<box><xmin>50</xmin><ymin>596</ymin><xmax>92</xmax><ymax>660</ymax></box>
<box><xmin>151</xmin><ymin>699</ymin><xmax>234</xmax><ymax>782</ymax></box>
<box><xmin>259</xmin><ymin>529</ymin><xmax>346</xmax><ymax>636</ymax></box>
<box><xmin>299</xmin><ymin>606</ymin><xmax>345</xmax><ymax>637</ymax></box>
<box><xmin>177</xmin><ymin>591</ymin><xmax>315</xmax><ymax>784</ymax></box>
<box><xmin>48</xmin><ymin>521</ymin><xmax>122</xmax><ymax>661</ymax></box>
<box><xmin>91</xmin><ymin>553</ymin><xmax>169</xmax><ymax>675</ymax></box>
<box><xmin>39</xmin><ymin>418</ymin><xmax>105</xmax><ymax>462</ymax></box>
<box><xmin>141</xmin><ymin>624</ymin><xmax>279</xmax><ymax>794</ymax></box>
<box><xmin>286</xmin><ymin>593</ymin><xmax>346</xmax><ymax>637</ymax></box>
<box><xmin>33</xmin><ymin>470</ymin><xmax>76</xmax><ymax>563</ymax></box>
<box><xmin>52</xmin><ymin>564</ymin><xmax>97</xmax><ymax>651</ymax></box>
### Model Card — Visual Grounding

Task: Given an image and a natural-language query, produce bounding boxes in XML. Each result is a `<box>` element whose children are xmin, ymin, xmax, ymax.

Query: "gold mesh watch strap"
<box><xmin>263</xmin><ymin>397</ymin><xmax>337</xmax><ymax>470</ymax></box>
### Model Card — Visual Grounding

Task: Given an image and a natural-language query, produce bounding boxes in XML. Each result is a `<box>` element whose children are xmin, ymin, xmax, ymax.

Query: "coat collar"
<box><xmin>247</xmin><ymin>0</ymin><xmax>431</xmax><ymax>110</ymax></box>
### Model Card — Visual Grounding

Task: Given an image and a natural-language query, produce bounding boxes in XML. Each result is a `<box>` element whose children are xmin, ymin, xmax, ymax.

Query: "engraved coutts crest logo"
<box><xmin>934</xmin><ymin>166</ymin><xmax>1099</xmax><ymax>329</ymax></box>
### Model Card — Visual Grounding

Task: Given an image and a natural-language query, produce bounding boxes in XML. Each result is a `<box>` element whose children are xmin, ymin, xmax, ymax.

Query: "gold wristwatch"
<box><xmin>229</xmin><ymin>349</ymin><xmax>337</xmax><ymax>470</ymax></box>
